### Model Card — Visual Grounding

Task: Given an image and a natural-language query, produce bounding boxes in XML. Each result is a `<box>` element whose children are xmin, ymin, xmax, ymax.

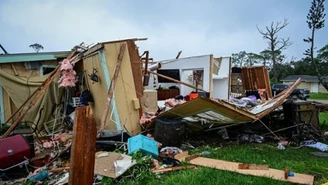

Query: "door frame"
<box><xmin>0</xmin><ymin>85</ymin><xmax>4</xmax><ymax>123</ymax></box>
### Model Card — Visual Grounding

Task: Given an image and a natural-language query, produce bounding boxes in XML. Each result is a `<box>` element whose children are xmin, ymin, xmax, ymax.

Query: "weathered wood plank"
<box><xmin>127</xmin><ymin>40</ymin><xmax>143</xmax><ymax>118</ymax></box>
<box><xmin>69</xmin><ymin>106</ymin><xmax>97</xmax><ymax>185</ymax></box>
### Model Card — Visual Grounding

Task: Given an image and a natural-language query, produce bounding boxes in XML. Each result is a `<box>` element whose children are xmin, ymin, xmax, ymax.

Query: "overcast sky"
<box><xmin>0</xmin><ymin>0</ymin><xmax>327</xmax><ymax>61</ymax></box>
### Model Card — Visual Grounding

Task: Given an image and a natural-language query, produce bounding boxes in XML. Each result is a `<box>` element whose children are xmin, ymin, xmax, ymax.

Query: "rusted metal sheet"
<box><xmin>157</xmin><ymin>78</ymin><xmax>301</xmax><ymax>125</ymax></box>
<box><xmin>241</xmin><ymin>66</ymin><xmax>272</xmax><ymax>98</ymax></box>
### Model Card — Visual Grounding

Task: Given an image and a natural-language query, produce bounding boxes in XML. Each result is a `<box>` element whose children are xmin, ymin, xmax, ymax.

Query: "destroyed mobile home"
<box><xmin>0</xmin><ymin>38</ymin><xmax>327</xmax><ymax>185</ymax></box>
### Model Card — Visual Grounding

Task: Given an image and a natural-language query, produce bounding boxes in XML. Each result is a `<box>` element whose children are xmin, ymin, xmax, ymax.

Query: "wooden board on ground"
<box><xmin>174</xmin><ymin>151</ymin><xmax>189</xmax><ymax>161</ymax></box>
<box><xmin>189</xmin><ymin>157</ymin><xmax>314</xmax><ymax>185</ymax></box>
<box><xmin>152</xmin><ymin>165</ymin><xmax>196</xmax><ymax>173</ymax></box>
<box><xmin>238</xmin><ymin>163</ymin><xmax>269</xmax><ymax>170</ymax></box>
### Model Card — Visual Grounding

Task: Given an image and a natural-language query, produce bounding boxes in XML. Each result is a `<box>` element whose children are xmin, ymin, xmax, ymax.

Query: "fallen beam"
<box><xmin>69</xmin><ymin>106</ymin><xmax>97</xmax><ymax>185</ymax></box>
<box><xmin>99</xmin><ymin>43</ymin><xmax>126</xmax><ymax>134</ymax></box>
<box><xmin>151</xmin><ymin>165</ymin><xmax>196</xmax><ymax>173</ymax></box>
<box><xmin>49</xmin><ymin>167</ymin><xmax>70</xmax><ymax>173</ymax></box>
<box><xmin>147</xmin><ymin>70</ymin><xmax>205</xmax><ymax>92</ymax></box>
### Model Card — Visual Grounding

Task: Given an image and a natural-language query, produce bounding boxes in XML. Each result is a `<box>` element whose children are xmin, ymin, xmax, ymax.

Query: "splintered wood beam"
<box><xmin>69</xmin><ymin>106</ymin><xmax>96</xmax><ymax>185</ymax></box>
<box><xmin>176</xmin><ymin>50</ymin><xmax>182</xmax><ymax>59</ymax></box>
<box><xmin>147</xmin><ymin>70</ymin><xmax>205</xmax><ymax>92</ymax></box>
<box><xmin>143</xmin><ymin>51</ymin><xmax>149</xmax><ymax>86</ymax></box>
<box><xmin>99</xmin><ymin>43</ymin><xmax>126</xmax><ymax>133</ymax></box>
<box><xmin>152</xmin><ymin>165</ymin><xmax>196</xmax><ymax>173</ymax></box>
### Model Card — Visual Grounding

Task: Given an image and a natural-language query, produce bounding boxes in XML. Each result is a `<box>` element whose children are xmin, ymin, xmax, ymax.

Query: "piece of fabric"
<box><xmin>0</xmin><ymin>69</ymin><xmax>63</xmax><ymax>131</ymax></box>
<box><xmin>303</xmin><ymin>141</ymin><xmax>328</xmax><ymax>152</ymax></box>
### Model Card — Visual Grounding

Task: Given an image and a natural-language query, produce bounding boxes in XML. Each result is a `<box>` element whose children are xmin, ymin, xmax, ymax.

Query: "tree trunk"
<box><xmin>271</xmin><ymin>41</ymin><xmax>278</xmax><ymax>82</ymax></box>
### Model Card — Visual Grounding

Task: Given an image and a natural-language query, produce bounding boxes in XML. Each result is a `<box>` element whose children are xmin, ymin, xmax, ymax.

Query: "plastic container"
<box><xmin>189</xmin><ymin>92</ymin><xmax>199</xmax><ymax>100</ymax></box>
<box><xmin>128</xmin><ymin>134</ymin><xmax>158</xmax><ymax>156</ymax></box>
<box><xmin>154</xmin><ymin>119</ymin><xmax>185</xmax><ymax>147</ymax></box>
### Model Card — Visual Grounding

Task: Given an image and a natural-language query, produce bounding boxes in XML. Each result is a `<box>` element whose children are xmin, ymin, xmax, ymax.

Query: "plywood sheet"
<box><xmin>141</xmin><ymin>90</ymin><xmax>158</xmax><ymax>113</ymax></box>
<box><xmin>83</xmin><ymin>54</ymin><xmax>115</xmax><ymax>129</ymax></box>
<box><xmin>103</xmin><ymin>42</ymin><xmax>141</xmax><ymax>135</ymax></box>
<box><xmin>190</xmin><ymin>157</ymin><xmax>314</xmax><ymax>185</ymax></box>
<box><xmin>94</xmin><ymin>152</ymin><xmax>123</xmax><ymax>178</ymax></box>
<box><xmin>241</xmin><ymin>66</ymin><xmax>272</xmax><ymax>98</ymax></box>
<box><xmin>83</xmin><ymin>42</ymin><xmax>141</xmax><ymax>134</ymax></box>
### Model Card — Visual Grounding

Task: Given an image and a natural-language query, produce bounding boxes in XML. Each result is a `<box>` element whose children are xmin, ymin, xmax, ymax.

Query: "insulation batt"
<box><xmin>58</xmin><ymin>59</ymin><xmax>77</xmax><ymax>88</ymax></box>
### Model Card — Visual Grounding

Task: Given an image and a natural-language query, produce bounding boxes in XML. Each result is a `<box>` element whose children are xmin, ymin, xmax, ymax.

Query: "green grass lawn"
<box><xmin>115</xmin><ymin>143</ymin><xmax>328</xmax><ymax>185</ymax></box>
<box><xmin>109</xmin><ymin>114</ymin><xmax>328</xmax><ymax>185</ymax></box>
<box><xmin>310</xmin><ymin>92</ymin><xmax>328</xmax><ymax>100</ymax></box>
<box><xmin>319</xmin><ymin>112</ymin><xmax>328</xmax><ymax>131</ymax></box>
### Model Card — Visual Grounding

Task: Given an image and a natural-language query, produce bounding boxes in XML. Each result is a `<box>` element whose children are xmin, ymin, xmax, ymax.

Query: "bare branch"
<box><xmin>277</xmin><ymin>38</ymin><xmax>292</xmax><ymax>51</ymax></box>
<box><xmin>257</xmin><ymin>18</ymin><xmax>292</xmax><ymax>82</ymax></box>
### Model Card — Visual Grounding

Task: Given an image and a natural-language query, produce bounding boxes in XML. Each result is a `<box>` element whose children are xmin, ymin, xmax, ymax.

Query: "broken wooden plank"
<box><xmin>142</xmin><ymin>51</ymin><xmax>149</xmax><ymax>86</ymax></box>
<box><xmin>127</xmin><ymin>40</ymin><xmax>143</xmax><ymax>118</ymax></box>
<box><xmin>151</xmin><ymin>165</ymin><xmax>196</xmax><ymax>173</ymax></box>
<box><xmin>68</xmin><ymin>106</ymin><xmax>97</xmax><ymax>185</ymax></box>
<box><xmin>99</xmin><ymin>43</ymin><xmax>126</xmax><ymax>134</ymax></box>
<box><xmin>147</xmin><ymin>70</ymin><xmax>205</xmax><ymax>92</ymax></box>
<box><xmin>83</xmin><ymin>43</ymin><xmax>104</xmax><ymax>57</ymax></box>
<box><xmin>101</xmin><ymin>38</ymin><xmax>148</xmax><ymax>44</ymax></box>
<box><xmin>238</xmin><ymin>163</ymin><xmax>269</xmax><ymax>170</ymax></box>
<box><xmin>185</xmin><ymin>155</ymin><xmax>200</xmax><ymax>162</ymax></box>
<box><xmin>175</xmin><ymin>51</ymin><xmax>182</xmax><ymax>59</ymax></box>
<box><xmin>174</xmin><ymin>151</ymin><xmax>189</xmax><ymax>161</ymax></box>
<box><xmin>49</xmin><ymin>167</ymin><xmax>70</xmax><ymax>173</ymax></box>
<box><xmin>188</xmin><ymin>157</ymin><xmax>314</xmax><ymax>185</ymax></box>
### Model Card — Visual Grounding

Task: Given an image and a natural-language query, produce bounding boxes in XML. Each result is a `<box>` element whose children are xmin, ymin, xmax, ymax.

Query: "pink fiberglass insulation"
<box><xmin>58</xmin><ymin>59</ymin><xmax>77</xmax><ymax>88</ymax></box>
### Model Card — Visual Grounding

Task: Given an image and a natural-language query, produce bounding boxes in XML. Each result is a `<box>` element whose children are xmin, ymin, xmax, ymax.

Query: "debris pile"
<box><xmin>0</xmin><ymin>38</ymin><xmax>327</xmax><ymax>185</ymax></box>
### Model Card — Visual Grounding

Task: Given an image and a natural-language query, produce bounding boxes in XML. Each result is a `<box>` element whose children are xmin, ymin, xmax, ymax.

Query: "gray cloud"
<box><xmin>0</xmin><ymin>0</ymin><xmax>327</xmax><ymax>61</ymax></box>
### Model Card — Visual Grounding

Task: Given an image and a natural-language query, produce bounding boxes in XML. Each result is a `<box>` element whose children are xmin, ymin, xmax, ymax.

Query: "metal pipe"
<box><xmin>143</xmin><ymin>62</ymin><xmax>162</xmax><ymax>71</ymax></box>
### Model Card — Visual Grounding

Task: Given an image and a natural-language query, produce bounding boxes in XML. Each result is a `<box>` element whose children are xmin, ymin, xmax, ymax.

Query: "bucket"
<box><xmin>154</xmin><ymin>119</ymin><xmax>185</xmax><ymax>147</ymax></box>
<box><xmin>189</xmin><ymin>92</ymin><xmax>199</xmax><ymax>100</ymax></box>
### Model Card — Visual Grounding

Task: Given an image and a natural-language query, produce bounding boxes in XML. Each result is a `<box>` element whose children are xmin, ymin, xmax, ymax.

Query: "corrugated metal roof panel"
<box><xmin>156</xmin><ymin>78</ymin><xmax>301</xmax><ymax>125</ymax></box>
<box><xmin>157</xmin><ymin>97</ymin><xmax>256</xmax><ymax>125</ymax></box>
<box><xmin>0</xmin><ymin>51</ymin><xmax>71</xmax><ymax>63</ymax></box>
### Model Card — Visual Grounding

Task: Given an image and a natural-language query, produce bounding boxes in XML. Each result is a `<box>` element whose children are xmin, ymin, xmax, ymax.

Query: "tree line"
<box><xmin>231</xmin><ymin>0</ymin><xmax>328</xmax><ymax>90</ymax></box>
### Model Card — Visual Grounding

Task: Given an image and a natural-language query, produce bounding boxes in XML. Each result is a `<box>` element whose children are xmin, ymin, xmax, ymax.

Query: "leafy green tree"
<box><xmin>270</xmin><ymin>62</ymin><xmax>294</xmax><ymax>82</ymax></box>
<box><xmin>304</xmin><ymin>0</ymin><xmax>327</xmax><ymax>90</ymax></box>
<box><xmin>231</xmin><ymin>51</ymin><xmax>248</xmax><ymax>67</ymax></box>
<box><xmin>317</xmin><ymin>44</ymin><xmax>328</xmax><ymax>62</ymax></box>
<box><xmin>245</xmin><ymin>52</ymin><xmax>260</xmax><ymax>66</ymax></box>
<box><xmin>259</xmin><ymin>50</ymin><xmax>272</xmax><ymax>67</ymax></box>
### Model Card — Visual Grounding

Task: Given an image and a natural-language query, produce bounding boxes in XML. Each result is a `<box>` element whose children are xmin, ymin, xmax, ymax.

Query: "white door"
<box><xmin>311</xmin><ymin>83</ymin><xmax>319</xmax><ymax>93</ymax></box>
